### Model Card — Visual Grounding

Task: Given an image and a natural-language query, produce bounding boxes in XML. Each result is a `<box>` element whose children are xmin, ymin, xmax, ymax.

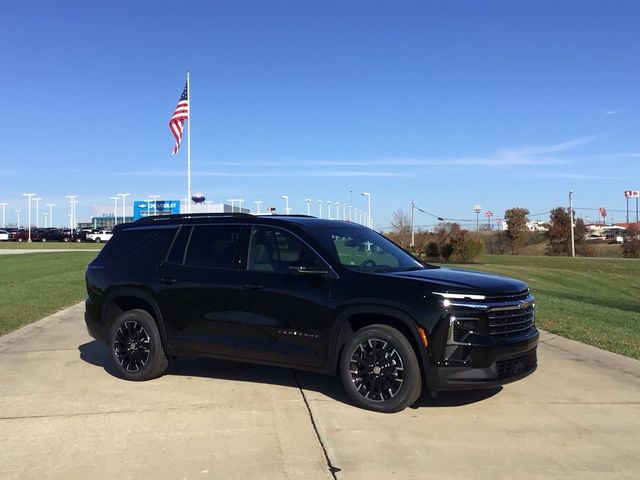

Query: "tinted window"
<box><xmin>249</xmin><ymin>226</ymin><xmax>322</xmax><ymax>273</ymax></box>
<box><xmin>166</xmin><ymin>226</ymin><xmax>192</xmax><ymax>265</ymax></box>
<box><xmin>312</xmin><ymin>226</ymin><xmax>424</xmax><ymax>272</ymax></box>
<box><xmin>98</xmin><ymin>227</ymin><xmax>178</xmax><ymax>267</ymax></box>
<box><xmin>185</xmin><ymin>225</ymin><xmax>242</xmax><ymax>270</ymax></box>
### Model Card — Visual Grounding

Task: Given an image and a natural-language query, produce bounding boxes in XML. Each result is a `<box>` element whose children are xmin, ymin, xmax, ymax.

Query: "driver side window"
<box><xmin>249</xmin><ymin>227</ymin><xmax>322</xmax><ymax>273</ymax></box>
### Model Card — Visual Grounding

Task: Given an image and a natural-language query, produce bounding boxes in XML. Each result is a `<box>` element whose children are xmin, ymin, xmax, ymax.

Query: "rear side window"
<box><xmin>184</xmin><ymin>225</ymin><xmax>242</xmax><ymax>270</ymax></box>
<box><xmin>98</xmin><ymin>227</ymin><xmax>178</xmax><ymax>267</ymax></box>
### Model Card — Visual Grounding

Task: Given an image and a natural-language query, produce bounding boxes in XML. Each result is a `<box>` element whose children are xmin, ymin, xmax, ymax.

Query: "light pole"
<box><xmin>348</xmin><ymin>205</ymin><xmax>352</xmax><ymax>221</ymax></box>
<box><xmin>110</xmin><ymin>197</ymin><xmax>119</xmax><ymax>226</ymax></box>
<box><xmin>238</xmin><ymin>199</ymin><xmax>245</xmax><ymax>212</ymax></box>
<box><xmin>342</xmin><ymin>203</ymin><xmax>347</xmax><ymax>220</ymax></box>
<box><xmin>335</xmin><ymin>202</ymin><xmax>340</xmax><ymax>220</ymax></box>
<box><xmin>117</xmin><ymin>193</ymin><xmax>130</xmax><ymax>224</ymax></box>
<box><xmin>254</xmin><ymin>200</ymin><xmax>262</xmax><ymax>214</ymax></box>
<box><xmin>474</xmin><ymin>204</ymin><xmax>481</xmax><ymax>231</ymax></box>
<box><xmin>281</xmin><ymin>195</ymin><xmax>290</xmax><ymax>215</ymax></box>
<box><xmin>226</xmin><ymin>199</ymin><xmax>236</xmax><ymax>212</ymax></box>
<box><xmin>569</xmin><ymin>190</ymin><xmax>575</xmax><ymax>258</ymax></box>
<box><xmin>317</xmin><ymin>200</ymin><xmax>323</xmax><ymax>219</ymax></box>
<box><xmin>46</xmin><ymin>203</ymin><xmax>55</xmax><ymax>228</ymax></box>
<box><xmin>15</xmin><ymin>210</ymin><xmax>21</xmax><ymax>228</ymax></box>
<box><xmin>33</xmin><ymin>197</ymin><xmax>42</xmax><ymax>228</ymax></box>
<box><xmin>65</xmin><ymin>196</ymin><xmax>77</xmax><ymax>235</ymax></box>
<box><xmin>0</xmin><ymin>203</ymin><xmax>7</xmax><ymax>228</ymax></box>
<box><xmin>43</xmin><ymin>212</ymin><xmax>49</xmax><ymax>228</ymax></box>
<box><xmin>71</xmin><ymin>200</ymin><xmax>79</xmax><ymax>233</ymax></box>
<box><xmin>410</xmin><ymin>201</ymin><xmax>416</xmax><ymax>247</ymax></box>
<box><xmin>149</xmin><ymin>195</ymin><xmax>160</xmax><ymax>215</ymax></box>
<box><xmin>22</xmin><ymin>193</ymin><xmax>36</xmax><ymax>242</ymax></box>
<box><xmin>354</xmin><ymin>208</ymin><xmax>359</xmax><ymax>224</ymax></box>
<box><xmin>327</xmin><ymin>201</ymin><xmax>332</xmax><ymax>220</ymax></box>
<box><xmin>305</xmin><ymin>198</ymin><xmax>311</xmax><ymax>216</ymax></box>
<box><xmin>361</xmin><ymin>192</ymin><xmax>371</xmax><ymax>228</ymax></box>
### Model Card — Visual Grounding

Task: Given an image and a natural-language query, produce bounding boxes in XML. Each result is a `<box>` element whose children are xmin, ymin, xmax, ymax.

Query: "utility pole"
<box><xmin>305</xmin><ymin>199</ymin><xmax>311</xmax><ymax>216</ymax></box>
<box><xmin>569</xmin><ymin>190</ymin><xmax>575</xmax><ymax>258</ymax></box>
<box><xmin>327</xmin><ymin>201</ymin><xmax>332</xmax><ymax>220</ymax></box>
<box><xmin>254</xmin><ymin>200</ymin><xmax>263</xmax><ymax>215</ymax></box>
<box><xmin>149</xmin><ymin>195</ymin><xmax>160</xmax><ymax>215</ymax></box>
<box><xmin>317</xmin><ymin>200</ymin><xmax>323</xmax><ymax>219</ymax></box>
<box><xmin>410</xmin><ymin>201</ymin><xmax>416</xmax><ymax>248</ymax></box>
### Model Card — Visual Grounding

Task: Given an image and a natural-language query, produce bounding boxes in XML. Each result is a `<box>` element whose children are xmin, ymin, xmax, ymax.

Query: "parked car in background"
<box><xmin>78</xmin><ymin>227</ymin><xmax>97</xmax><ymax>242</ymax></box>
<box><xmin>7</xmin><ymin>228</ymin><xmax>19</xmax><ymax>240</ymax></box>
<box><xmin>40</xmin><ymin>228</ymin><xmax>66</xmax><ymax>242</ymax></box>
<box><xmin>62</xmin><ymin>229</ymin><xmax>82</xmax><ymax>243</ymax></box>
<box><xmin>86</xmin><ymin>229</ymin><xmax>113</xmax><ymax>243</ymax></box>
<box><xmin>13</xmin><ymin>229</ymin><xmax>40</xmax><ymax>242</ymax></box>
<box><xmin>0</xmin><ymin>229</ymin><xmax>8</xmax><ymax>241</ymax></box>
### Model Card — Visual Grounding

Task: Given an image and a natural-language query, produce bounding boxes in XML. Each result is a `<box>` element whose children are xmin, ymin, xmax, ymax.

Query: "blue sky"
<box><xmin>1</xmin><ymin>0</ymin><xmax>639</xmax><ymax>229</ymax></box>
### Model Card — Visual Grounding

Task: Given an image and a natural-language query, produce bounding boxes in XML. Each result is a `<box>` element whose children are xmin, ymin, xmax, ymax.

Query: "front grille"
<box><xmin>488</xmin><ymin>305</ymin><xmax>536</xmax><ymax>338</ymax></box>
<box><xmin>485</xmin><ymin>290</ymin><xmax>530</xmax><ymax>303</ymax></box>
<box><xmin>496</xmin><ymin>352</ymin><xmax>537</xmax><ymax>378</ymax></box>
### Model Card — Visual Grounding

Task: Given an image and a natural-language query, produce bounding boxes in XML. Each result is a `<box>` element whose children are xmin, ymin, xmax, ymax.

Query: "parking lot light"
<box><xmin>46</xmin><ymin>204</ymin><xmax>55</xmax><ymax>228</ymax></box>
<box><xmin>22</xmin><ymin>193</ymin><xmax>36</xmax><ymax>242</ymax></box>
<box><xmin>116</xmin><ymin>193</ymin><xmax>130</xmax><ymax>224</ymax></box>
<box><xmin>0</xmin><ymin>203</ymin><xmax>7</xmax><ymax>228</ymax></box>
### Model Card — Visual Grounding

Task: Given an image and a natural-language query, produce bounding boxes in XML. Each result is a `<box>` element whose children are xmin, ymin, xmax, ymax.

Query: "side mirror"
<box><xmin>288</xmin><ymin>265</ymin><xmax>329</xmax><ymax>278</ymax></box>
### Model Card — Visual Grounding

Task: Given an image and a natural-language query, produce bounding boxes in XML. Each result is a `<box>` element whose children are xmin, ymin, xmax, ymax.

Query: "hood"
<box><xmin>382</xmin><ymin>267</ymin><xmax>528</xmax><ymax>296</ymax></box>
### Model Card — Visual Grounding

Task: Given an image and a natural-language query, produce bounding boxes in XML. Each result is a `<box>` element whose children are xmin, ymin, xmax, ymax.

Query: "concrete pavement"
<box><xmin>1</xmin><ymin>303</ymin><xmax>639</xmax><ymax>479</ymax></box>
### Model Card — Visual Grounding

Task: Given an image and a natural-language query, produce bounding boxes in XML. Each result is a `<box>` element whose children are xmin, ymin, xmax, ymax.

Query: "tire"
<box><xmin>41</xmin><ymin>238</ymin><xmax>47</xmax><ymax>243</ymax></box>
<box><xmin>339</xmin><ymin>324</ymin><xmax>422</xmax><ymax>413</ymax></box>
<box><xmin>94</xmin><ymin>238</ymin><xmax>101</xmax><ymax>243</ymax></box>
<box><xmin>108</xmin><ymin>309</ymin><xmax>168</xmax><ymax>381</ymax></box>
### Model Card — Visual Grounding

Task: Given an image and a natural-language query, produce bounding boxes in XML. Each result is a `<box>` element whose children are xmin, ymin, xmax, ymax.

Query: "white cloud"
<box><xmin>197</xmin><ymin>136</ymin><xmax>598</xmax><ymax>169</ymax></box>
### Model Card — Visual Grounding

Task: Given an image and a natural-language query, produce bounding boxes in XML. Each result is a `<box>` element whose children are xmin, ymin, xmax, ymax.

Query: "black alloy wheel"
<box><xmin>114</xmin><ymin>321</ymin><xmax>151</xmax><ymax>372</ymax></box>
<box><xmin>349</xmin><ymin>338</ymin><xmax>405</xmax><ymax>402</ymax></box>
<box><xmin>340</xmin><ymin>324</ymin><xmax>421</xmax><ymax>413</ymax></box>
<box><xmin>109</xmin><ymin>309</ymin><xmax>168</xmax><ymax>381</ymax></box>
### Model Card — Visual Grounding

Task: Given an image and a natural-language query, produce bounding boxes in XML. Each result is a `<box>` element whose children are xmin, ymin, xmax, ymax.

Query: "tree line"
<box><xmin>387</xmin><ymin>207</ymin><xmax>640</xmax><ymax>261</ymax></box>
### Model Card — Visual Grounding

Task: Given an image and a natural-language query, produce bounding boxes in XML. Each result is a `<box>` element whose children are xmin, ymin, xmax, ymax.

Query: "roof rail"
<box><xmin>134</xmin><ymin>212</ymin><xmax>253</xmax><ymax>223</ymax></box>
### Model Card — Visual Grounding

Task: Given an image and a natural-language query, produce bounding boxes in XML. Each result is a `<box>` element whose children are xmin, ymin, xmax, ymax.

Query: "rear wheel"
<box><xmin>340</xmin><ymin>324</ymin><xmax>421</xmax><ymax>413</ymax></box>
<box><xmin>109</xmin><ymin>309</ymin><xmax>168</xmax><ymax>381</ymax></box>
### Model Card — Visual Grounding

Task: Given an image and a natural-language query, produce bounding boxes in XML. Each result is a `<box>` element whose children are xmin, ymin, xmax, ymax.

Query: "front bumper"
<box><xmin>426</xmin><ymin>333</ymin><xmax>539</xmax><ymax>391</ymax></box>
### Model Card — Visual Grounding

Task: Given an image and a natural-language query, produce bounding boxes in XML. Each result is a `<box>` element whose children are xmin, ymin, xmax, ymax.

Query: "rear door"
<box><xmin>156</xmin><ymin>224</ymin><xmax>249</xmax><ymax>357</ymax></box>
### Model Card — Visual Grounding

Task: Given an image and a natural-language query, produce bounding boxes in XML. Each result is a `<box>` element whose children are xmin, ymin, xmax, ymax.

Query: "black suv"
<box><xmin>85</xmin><ymin>213</ymin><xmax>538</xmax><ymax>412</ymax></box>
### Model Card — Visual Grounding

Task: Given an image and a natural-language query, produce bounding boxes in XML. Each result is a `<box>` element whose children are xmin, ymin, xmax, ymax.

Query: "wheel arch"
<box><xmin>329</xmin><ymin>306</ymin><xmax>429</xmax><ymax>381</ymax></box>
<box><xmin>101</xmin><ymin>288</ymin><xmax>170</xmax><ymax>350</ymax></box>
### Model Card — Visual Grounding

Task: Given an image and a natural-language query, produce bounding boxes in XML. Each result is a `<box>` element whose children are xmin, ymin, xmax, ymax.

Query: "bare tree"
<box><xmin>390</xmin><ymin>209</ymin><xmax>411</xmax><ymax>246</ymax></box>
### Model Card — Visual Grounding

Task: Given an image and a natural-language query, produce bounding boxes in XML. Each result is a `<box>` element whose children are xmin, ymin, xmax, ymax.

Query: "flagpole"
<box><xmin>186</xmin><ymin>70</ymin><xmax>191</xmax><ymax>213</ymax></box>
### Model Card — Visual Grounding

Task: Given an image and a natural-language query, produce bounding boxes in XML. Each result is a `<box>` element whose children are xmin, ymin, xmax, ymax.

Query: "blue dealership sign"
<box><xmin>133</xmin><ymin>200</ymin><xmax>180</xmax><ymax>220</ymax></box>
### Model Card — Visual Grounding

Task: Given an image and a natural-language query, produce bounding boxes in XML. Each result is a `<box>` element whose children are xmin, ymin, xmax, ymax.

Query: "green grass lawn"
<box><xmin>0</xmin><ymin>252</ymin><xmax>99</xmax><ymax>335</ymax></box>
<box><xmin>0</xmin><ymin>242</ymin><xmax>102</xmax><ymax>250</ymax></box>
<box><xmin>451</xmin><ymin>255</ymin><xmax>640</xmax><ymax>360</ymax></box>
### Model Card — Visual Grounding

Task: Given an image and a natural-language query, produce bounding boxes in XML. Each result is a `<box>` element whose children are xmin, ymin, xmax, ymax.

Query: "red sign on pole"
<box><xmin>599</xmin><ymin>207</ymin><xmax>607</xmax><ymax>218</ymax></box>
<box><xmin>485</xmin><ymin>211</ymin><xmax>493</xmax><ymax>217</ymax></box>
<box><xmin>624</xmin><ymin>190</ymin><xmax>640</xmax><ymax>198</ymax></box>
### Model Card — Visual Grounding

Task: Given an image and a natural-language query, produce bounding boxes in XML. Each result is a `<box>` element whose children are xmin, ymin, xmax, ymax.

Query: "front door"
<box><xmin>233</xmin><ymin>226</ymin><xmax>333</xmax><ymax>368</ymax></box>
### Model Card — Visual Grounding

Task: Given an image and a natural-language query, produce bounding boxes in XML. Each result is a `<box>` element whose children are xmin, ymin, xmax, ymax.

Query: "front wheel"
<box><xmin>94</xmin><ymin>238</ymin><xmax>101</xmax><ymax>243</ymax></box>
<box><xmin>109</xmin><ymin>309</ymin><xmax>168</xmax><ymax>381</ymax></box>
<box><xmin>340</xmin><ymin>324</ymin><xmax>422</xmax><ymax>413</ymax></box>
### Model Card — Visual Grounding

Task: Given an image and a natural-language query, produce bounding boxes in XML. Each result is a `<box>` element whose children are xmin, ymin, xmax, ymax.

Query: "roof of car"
<box><xmin>130</xmin><ymin>213</ymin><xmax>364</xmax><ymax>230</ymax></box>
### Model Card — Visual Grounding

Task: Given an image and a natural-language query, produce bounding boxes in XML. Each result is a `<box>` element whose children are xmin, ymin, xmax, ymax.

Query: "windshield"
<box><xmin>311</xmin><ymin>226</ymin><xmax>425</xmax><ymax>273</ymax></box>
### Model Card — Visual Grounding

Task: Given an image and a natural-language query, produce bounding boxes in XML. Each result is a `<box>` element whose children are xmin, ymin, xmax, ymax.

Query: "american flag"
<box><xmin>169</xmin><ymin>82</ymin><xmax>189</xmax><ymax>155</ymax></box>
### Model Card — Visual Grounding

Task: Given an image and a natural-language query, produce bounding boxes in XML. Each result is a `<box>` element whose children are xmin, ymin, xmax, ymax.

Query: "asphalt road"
<box><xmin>1</xmin><ymin>304</ymin><xmax>639</xmax><ymax>479</ymax></box>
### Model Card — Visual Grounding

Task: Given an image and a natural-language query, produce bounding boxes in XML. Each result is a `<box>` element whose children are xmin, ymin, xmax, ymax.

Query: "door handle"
<box><xmin>159</xmin><ymin>277</ymin><xmax>176</xmax><ymax>285</ymax></box>
<box><xmin>241</xmin><ymin>282</ymin><xmax>263</xmax><ymax>290</ymax></box>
